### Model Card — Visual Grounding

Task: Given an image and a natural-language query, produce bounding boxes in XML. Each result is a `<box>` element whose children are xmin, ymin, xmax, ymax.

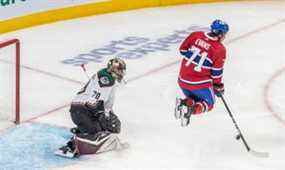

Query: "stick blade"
<box><xmin>249</xmin><ymin>149</ymin><xmax>269</xmax><ymax>158</ymax></box>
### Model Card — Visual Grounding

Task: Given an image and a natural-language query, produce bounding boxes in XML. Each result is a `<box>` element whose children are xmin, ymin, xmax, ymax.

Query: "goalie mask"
<box><xmin>107</xmin><ymin>57</ymin><xmax>126</xmax><ymax>83</ymax></box>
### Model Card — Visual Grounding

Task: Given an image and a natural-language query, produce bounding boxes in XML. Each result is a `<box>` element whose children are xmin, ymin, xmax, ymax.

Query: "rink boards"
<box><xmin>0</xmin><ymin>0</ymin><xmax>239</xmax><ymax>34</ymax></box>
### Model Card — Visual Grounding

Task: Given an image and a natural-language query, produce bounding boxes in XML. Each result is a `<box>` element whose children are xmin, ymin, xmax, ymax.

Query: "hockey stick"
<box><xmin>219</xmin><ymin>93</ymin><xmax>269</xmax><ymax>158</ymax></box>
<box><xmin>80</xmin><ymin>64</ymin><xmax>90</xmax><ymax>80</ymax></box>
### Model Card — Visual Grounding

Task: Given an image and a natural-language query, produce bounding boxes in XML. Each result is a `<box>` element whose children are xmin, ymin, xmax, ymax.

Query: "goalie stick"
<box><xmin>219</xmin><ymin>93</ymin><xmax>269</xmax><ymax>158</ymax></box>
<box><xmin>80</xmin><ymin>64</ymin><xmax>90</xmax><ymax>80</ymax></box>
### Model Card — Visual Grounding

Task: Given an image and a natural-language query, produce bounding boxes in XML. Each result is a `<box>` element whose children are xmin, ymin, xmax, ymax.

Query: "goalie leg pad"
<box><xmin>75</xmin><ymin>131</ymin><xmax>122</xmax><ymax>155</ymax></box>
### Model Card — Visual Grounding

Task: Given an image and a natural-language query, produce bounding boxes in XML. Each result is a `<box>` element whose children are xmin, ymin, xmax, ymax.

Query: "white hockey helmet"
<box><xmin>107</xmin><ymin>57</ymin><xmax>126</xmax><ymax>83</ymax></box>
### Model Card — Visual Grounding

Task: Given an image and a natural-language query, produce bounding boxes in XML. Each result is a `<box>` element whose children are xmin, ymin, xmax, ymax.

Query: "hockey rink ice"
<box><xmin>1</xmin><ymin>1</ymin><xmax>285</xmax><ymax>169</ymax></box>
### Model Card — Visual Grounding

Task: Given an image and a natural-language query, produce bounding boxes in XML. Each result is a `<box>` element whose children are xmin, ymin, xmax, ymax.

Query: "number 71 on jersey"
<box><xmin>184</xmin><ymin>46</ymin><xmax>208</xmax><ymax>72</ymax></box>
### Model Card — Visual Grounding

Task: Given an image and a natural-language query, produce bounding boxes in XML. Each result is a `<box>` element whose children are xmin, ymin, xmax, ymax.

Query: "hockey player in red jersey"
<box><xmin>175</xmin><ymin>19</ymin><xmax>229</xmax><ymax>126</ymax></box>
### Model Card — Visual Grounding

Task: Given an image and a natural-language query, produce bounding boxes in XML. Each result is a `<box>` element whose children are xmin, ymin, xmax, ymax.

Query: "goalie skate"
<box><xmin>54</xmin><ymin>145</ymin><xmax>79</xmax><ymax>158</ymax></box>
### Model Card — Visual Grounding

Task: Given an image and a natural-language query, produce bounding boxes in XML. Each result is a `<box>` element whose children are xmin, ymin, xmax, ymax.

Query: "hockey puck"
<box><xmin>236</xmin><ymin>134</ymin><xmax>241</xmax><ymax>140</ymax></box>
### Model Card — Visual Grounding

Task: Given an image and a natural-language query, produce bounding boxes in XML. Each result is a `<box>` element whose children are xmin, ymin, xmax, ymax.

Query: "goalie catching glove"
<box><xmin>99</xmin><ymin>110</ymin><xmax>121</xmax><ymax>134</ymax></box>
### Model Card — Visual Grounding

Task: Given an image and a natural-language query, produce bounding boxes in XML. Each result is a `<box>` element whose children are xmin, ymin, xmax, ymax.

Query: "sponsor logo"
<box><xmin>100</xmin><ymin>76</ymin><xmax>110</xmax><ymax>85</ymax></box>
<box><xmin>1</xmin><ymin>0</ymin><xmax>27</xmax><ymax>7</ymax></box>
<box><xmin>61</xmin><ymin>26</ymin><xmax>209</xmax><ymax>66</ymax></box>
<box><xmin>1</xmin><ymin>0</ymin><xmax>110</xmax><ymax>20</ymax></box>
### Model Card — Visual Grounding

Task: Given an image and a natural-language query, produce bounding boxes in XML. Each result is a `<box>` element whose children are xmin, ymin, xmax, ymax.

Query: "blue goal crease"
<box><xmin>0</xmin><ymin>123</ymin><xmax>80</xmax><ymax>170</ymax></box>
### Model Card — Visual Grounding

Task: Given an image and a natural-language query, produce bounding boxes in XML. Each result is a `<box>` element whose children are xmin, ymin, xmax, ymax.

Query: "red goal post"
<box><xmin>0</xmin><ymin>39</ymin><xmax>20</xmax><ymax>124</ymax></box>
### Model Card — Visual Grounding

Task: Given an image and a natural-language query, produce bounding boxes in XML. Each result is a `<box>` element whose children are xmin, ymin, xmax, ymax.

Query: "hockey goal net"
<box><xmin>0</xmin><ymin>39</ymin><xmax>20</xmax><ymax>125</ymax></box>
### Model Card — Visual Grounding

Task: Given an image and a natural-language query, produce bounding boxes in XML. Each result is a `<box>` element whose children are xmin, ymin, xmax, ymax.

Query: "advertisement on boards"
<box><xmin>0</xmin><ymin>0</ymin><xmax>110</xmax><ymax>20</ymax></box>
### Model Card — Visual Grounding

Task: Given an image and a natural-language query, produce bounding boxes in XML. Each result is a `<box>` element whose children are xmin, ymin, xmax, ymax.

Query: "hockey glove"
<box><xmin>213</xmin><ymin>83</ymin><xmax>224</xmax><ymax>97</ymax></box>
<box><xmin>99</xmin><ymin>111</ymin><xmax>121</xmax><ymax>134</ymax></box>
<box><xmin>106</xmin><ymin>111</ymin><xmax>121</xmax><ymax>133</ymax></box>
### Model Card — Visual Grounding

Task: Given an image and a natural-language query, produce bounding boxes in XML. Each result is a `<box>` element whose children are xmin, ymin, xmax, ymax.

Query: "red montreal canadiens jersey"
<box><xmin>178</xmin><ymin>31</ymin><xmax>226</xmax><ymax>90</ymax></box>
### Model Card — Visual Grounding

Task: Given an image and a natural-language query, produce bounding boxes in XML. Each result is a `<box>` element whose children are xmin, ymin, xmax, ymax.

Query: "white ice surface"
<box><xmin>1</xmin><ymin>1</ymin><xmax>285</xmax><ymax>170</ymax></box>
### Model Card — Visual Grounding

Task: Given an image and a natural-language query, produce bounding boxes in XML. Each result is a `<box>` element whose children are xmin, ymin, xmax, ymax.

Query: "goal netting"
<box><xmin>0</xmin><ymin>39</ymin><xmax>20</xmax><ymax>125</ymax></box>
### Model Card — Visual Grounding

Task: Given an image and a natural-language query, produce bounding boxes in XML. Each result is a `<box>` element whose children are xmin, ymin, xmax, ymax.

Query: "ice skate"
<box><xmin>174</xmin><ymin>98</ymin><xmax>183</xmax><ymax>119</ymax></box>
<box><xmin>181</xmin><ymin>105</ymin><xmax>194</xmax><ymax>127</ymax></box>
<box><xmin>54</xmin><ymin>145</ymin><xmax>79</xmax><ymax>158</ymax></box>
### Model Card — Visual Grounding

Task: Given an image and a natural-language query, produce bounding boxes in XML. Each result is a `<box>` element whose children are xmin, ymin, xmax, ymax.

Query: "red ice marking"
<box><xmin>226</xmin><ymin>18</ymin><xmax>285</xmax><ymax>44</ymax></box>
<box><xmin>0</xmin><ymin>59</ymin><xmax>83</xmax><ymax>133</ymax></box>
<box><xmin>24</xmin><ymin>104</ymin><xmax>71</xmax><ymax>123</ymax></box>
<box><xmin>0</xmin><ymin>104</ymin><xmax>71</xmax><ymax>133</ymax></box>
<box><xmin>0</xmin><ymin>58</ymin><xmax>83</xmax><ymax>85</ymax></box>
<box><xmin>264</xmin><ymin>67</ymin><xmax>285</xmax><ymax>126</ymax></box>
